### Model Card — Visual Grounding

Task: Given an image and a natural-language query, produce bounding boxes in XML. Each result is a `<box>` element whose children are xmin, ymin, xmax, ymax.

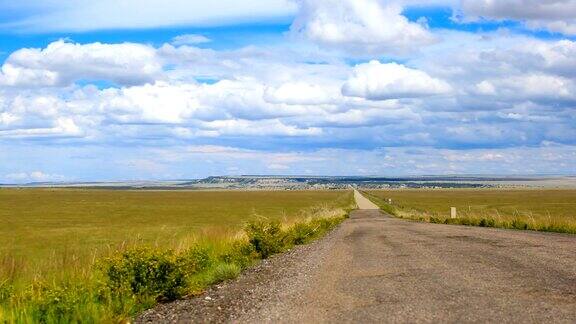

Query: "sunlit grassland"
<box><xmin>365</xmin><ymin>189</ymin><xmax>576</xmax><ymax>234</ymax></box>
<box><xmin>0</xmin><ymin>189</ymin><xmax>355</xmax><ymax>322</ymax></box>
<box><xmin>0</xmin><ymin>189</ymin><xmax>352</xmax><ymax>285</ymax></box>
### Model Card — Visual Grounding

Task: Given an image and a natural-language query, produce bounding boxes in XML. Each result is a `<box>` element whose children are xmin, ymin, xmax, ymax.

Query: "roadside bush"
<box><xmin>429</xmin><ymin>217</ymin><xmax>443</xmax><ymax>224</ymax></box>
<box><xmin>99</xmin><ymin>248</ymin><xmax>186</xmax><ymax>301</ymax></box>
<box><xmin>219</xmin><ymin>241</ymin><xmax>257</xmax><ymax>269</ymax></box>
<box><xmin>479</xmin><ymin>218</ymin><xmax>495</xmax><ymax>227</ymax></box>
<box><xmin>177</xmin><ymin>245</ymin><xmax>213</xmax><ymax>274</ymax></box>
<box><xmin>457</xmin><ymin>218</ymin><xmax>478</xmax><ymax>226</ymax></box>
<box><xmin>539</xmin><ymin>224</ymin><xmax>575</xmax><ymax>234</ymax></box>
<box><xmin>290</xmin><ymin>222</ymin><xmax>318</xmax><ymax>245</ymax></box>
<box><xmin>314</xmin><ymin>217</ymin><xmax>343</xmax><ymax>234</ymax></box>
<box><xmin>245</xmin><ymin>221</ymin><xmax>287</xmax><ymax>259</ymax></box>
<box><xmin>245</xmin><ymin>216</ymin><xmax>346</xmax><ymax>259</ymax></box>
<box><xmin>511</xmin><ymin>219</ymin><xmax>529</xmax><ymax>230</ymax></box>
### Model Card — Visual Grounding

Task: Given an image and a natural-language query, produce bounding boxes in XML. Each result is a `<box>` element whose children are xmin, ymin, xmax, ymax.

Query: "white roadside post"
<box><xmin>451</xmin><ymin>207</ymin><xmax>457</xmax><ymax>219</ymax></box>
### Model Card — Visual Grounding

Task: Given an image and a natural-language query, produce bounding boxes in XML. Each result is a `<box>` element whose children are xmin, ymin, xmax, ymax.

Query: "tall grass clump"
<box><xmin>363</xmin><ymin>189</ymin><xmax>576</xmax><ymax>234</ymax></box>
<box><xmin>0</xmin><ymin>192</ymin><xmax>354</xmax><ymax>323</ymax></box>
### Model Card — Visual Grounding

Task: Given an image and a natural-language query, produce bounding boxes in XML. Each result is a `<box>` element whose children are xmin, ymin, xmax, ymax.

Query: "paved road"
<box><xmin>353</xmin><ymin>189</ymin><xmax>379</xmax><ymax>209</ymax></box>
<box><xmin>139</xmin><ymin>192</ymin><xmax>576</xmax><ymax>323</ymax></box>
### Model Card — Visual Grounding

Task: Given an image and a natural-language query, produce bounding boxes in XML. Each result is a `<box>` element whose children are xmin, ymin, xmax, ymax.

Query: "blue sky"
<box><xmin>0</xmin><ymin>0</ymin><xmax>575</xmax><ymax>183</ymax></box>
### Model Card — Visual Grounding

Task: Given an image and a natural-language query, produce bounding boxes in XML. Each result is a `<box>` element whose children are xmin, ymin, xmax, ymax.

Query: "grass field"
<box><xmin>365</xmin><ymin>189</ymin><xmax>576</xmax><ymax>234</ymax></box>
<box><xmin>0</xmin><ymin>189</ymin><xmax>354</xmax><ymax>322</ymax></box>
<box><xmin>0</xmin><ymin>189</ymin><xmax>352</xmax><ymax>282</ymax></box>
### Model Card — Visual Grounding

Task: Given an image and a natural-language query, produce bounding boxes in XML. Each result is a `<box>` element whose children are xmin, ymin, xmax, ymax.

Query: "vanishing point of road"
<box><xmin>139</xmin><ymin>190</ymin><xmax>576</xmax><ymax>323</ymax></box>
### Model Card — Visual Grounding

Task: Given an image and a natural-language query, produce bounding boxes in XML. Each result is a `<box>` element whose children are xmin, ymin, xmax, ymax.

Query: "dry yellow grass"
<box><xmin>0</xmin><ymin>189</ymin><xmax>353</xmax><ymax>285</ymax></box>
<box><xmin>365</xmin><ymin>189</ymin><xmax>576</xmax><ymax>234</ymax></box>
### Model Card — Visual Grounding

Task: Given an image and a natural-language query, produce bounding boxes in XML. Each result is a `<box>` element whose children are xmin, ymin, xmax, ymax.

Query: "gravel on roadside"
<box><xmin>136</xmin><ymin>223</ymin><xmax>344</xmax><ymax>323</ymax></box>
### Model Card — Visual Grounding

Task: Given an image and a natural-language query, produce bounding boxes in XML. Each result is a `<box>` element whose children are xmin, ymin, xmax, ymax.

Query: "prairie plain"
<box><xmin>0</xmin><ymin>189</ymin><xmax>352</xmax><ymax>284</ymax></box>
<box><xmin>365</xmin><ymin>189</ymin><xmax>576</xmax><ymax>233</ymax></box>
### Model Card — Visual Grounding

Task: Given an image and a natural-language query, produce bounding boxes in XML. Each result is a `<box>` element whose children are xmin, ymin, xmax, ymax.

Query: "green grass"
<box><xmin>0</xmin><ymin>189</ymin><xmax>355</xmax><ymax>322</ymax></box>
<box><xmin>365</xmin><ymin>189</ymin><xmax>576</xmax><ymax>234</ymax></box>
<box><xmin>0</xmin><ymin>189</ymin><xmax>351</xmax><ymax>282</ymax></box>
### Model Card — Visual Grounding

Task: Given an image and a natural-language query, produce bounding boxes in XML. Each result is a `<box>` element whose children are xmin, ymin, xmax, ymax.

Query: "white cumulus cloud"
<box><xmin>342</xmin><ymin>61</ymin><xmax>452</xmax><ymax>100</ymax></box>
<box><xmin>0</xmin><ymin>33</ymin><xmax>574</xmax><ymax>161</ymax></box>
<box><xmin>264</xmin><ymin>82</ymin><xmax>340</xmax><ymax>105</ymax></box>
<box><xmin>291</xmin><ymin>0</ymin><xmax>436</xmax><ymax>56</ymax></box>
<box><xmin>461</xmin><ymin>0</ymin><xmax>576</xmax><ymax>35</ymax></box>
<box><xmin>0</xmin><ymin>40</ymin><xmax>162</xmax><ymax>87</ymax></box>
<box><xmin>473</xmin><ymin>74</ymin><xmax>576</xmax><ymax>103</ymax></box>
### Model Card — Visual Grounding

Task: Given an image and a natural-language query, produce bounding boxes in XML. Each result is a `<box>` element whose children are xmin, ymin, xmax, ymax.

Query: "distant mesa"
<box><xmin>2</xmin><ymin>175</ymin><xmax>575</xmax><ymax>189</ymax></box>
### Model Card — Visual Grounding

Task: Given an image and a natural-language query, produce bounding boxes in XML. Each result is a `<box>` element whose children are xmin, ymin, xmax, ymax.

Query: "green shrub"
<box><xmin>245</xmin><ymin>221</ymin><xmax>287</xmax><ymax>259</ymax></box>
<box><xmin>479</xmin><ymin>218</ymin><xmax>495</xmax><ymax>227</ymax></box>
<box><xmin>429</xmin><ymin>217</ymin><xmax>443</xmax><ymax>224</ymax></box>
<box><xmin>177</xmin><ymin>245</ymin><xmax>213</xmax><ymax>274</ymax></box>
<box><xmin>98</xmin><ymin>248</ymin><xmax>186</xmax><ymax>301</ymax></box>
<box><xmin>458</xmin><ymin>218</ymin><xmax>478</xmax><ymax>226</ymax></box>
<box><xmin>511</xmin><ymin>219</ymin><xmax>529</xmax><ymax>230</ymax></box>
<box><xmin>288</xmin><ymin>217</ymin><xmax>343</xmax><ymax>246</ymax></box>
<box><xmin>290</xmin><ymin>222</ymin><xmax>317</xmax><ymax>245</ymax></box>
<box><xmin>219</xmin><ymin>241</ymin><xmax>257</xmax><ymax>269</ymax></box>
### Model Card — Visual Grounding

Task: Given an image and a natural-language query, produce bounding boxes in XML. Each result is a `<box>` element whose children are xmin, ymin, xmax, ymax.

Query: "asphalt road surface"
<box><xmin>354</xmin><ymin>189</ymin><xmax>379</xmax><ymax>209</ymax></box>
<box><xmin>139</xmin><ymin>192</ymin><xmax>576</xmax><ymax>323</ymax></box>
